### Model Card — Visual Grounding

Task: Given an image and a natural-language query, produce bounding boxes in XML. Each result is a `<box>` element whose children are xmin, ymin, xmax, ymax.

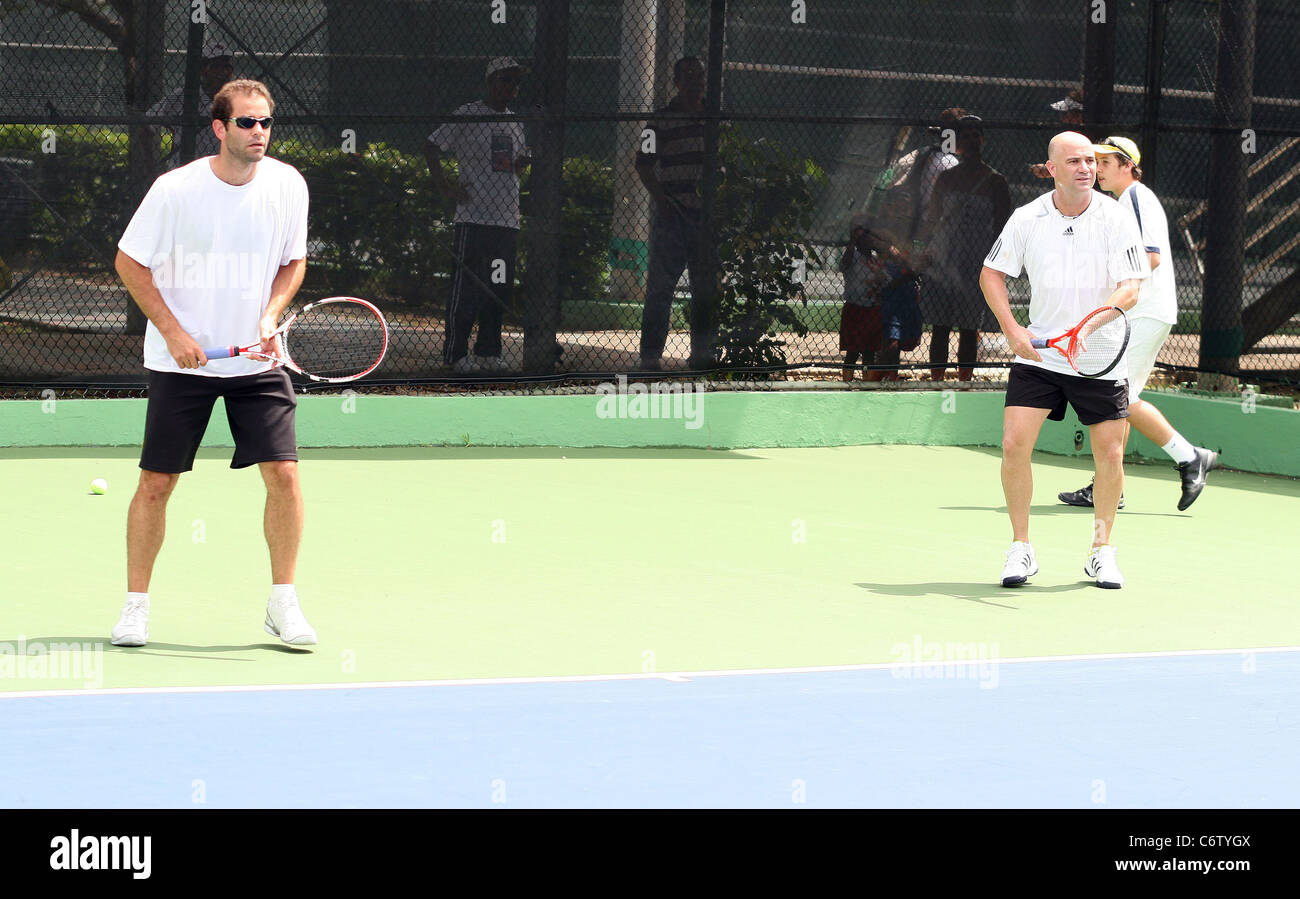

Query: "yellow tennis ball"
<box><xmin>91</xmin><ymin>478</ymin><xmax>108</xmax><ymax>495</ymax></box>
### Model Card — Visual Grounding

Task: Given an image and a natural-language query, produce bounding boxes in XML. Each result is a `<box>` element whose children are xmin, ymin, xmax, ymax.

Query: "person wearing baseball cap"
<box><xmin>1029</xmin><ymin>89</ymin><xmax>1086</xmax><ymax>178</ymax></box>
<box><xmin>148</xmin><ymin>40</ymin><xmax>235</xmax><ymax>170</ymax></box>
<box><xmin>1050</xmin><ymin>88</ymin><xmax>1085</xmax><ymax>124</ymax></box>
<box><xmin>1057</xmin><ymin>135</ymin><xmax>1219</xmax><ymax>512</ymax></box>
<box><xmin>424</xmin><ymin>56</ymin><xmax>532</xmax><ymax>373</ymax></box>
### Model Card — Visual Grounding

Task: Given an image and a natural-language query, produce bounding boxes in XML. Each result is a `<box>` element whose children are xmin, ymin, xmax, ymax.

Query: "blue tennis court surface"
<box><xmin>3</xmin><ymin>650</ymin><xmax>1296</xmax><ymax>808</ymax></box>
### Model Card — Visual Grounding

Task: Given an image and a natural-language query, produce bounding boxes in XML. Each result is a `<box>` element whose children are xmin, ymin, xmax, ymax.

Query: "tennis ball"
<box><xmin>91</xmin><ymin>478</ymin><xmax>108</xmax><ymax>495</ymax></box>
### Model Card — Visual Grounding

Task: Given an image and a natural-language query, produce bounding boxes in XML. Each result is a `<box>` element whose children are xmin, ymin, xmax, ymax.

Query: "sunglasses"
<box><xmin>1101</xmin><ymin>137</ymin><xmax>1133</xmax><ymax>161</ymax></box>
<box><xmin>228</xmin><ymin>116</ymin><xmax>273</xmax><ymax>130</ymax></box>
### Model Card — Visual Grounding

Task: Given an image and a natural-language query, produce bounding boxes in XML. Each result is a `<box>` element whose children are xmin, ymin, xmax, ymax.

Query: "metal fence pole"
<box><xmin>1200</xmin><ymin>0</ymin><xmax>1257</xmax><ymax>385</ymax></box>
<box><xmin>522</xmin><ymin>0</ymin><xmax>570</xmax><ymax>374</ymax></box>
<box><xmin>180</xmin><ymin>16</ymin><xmax>206</xmax><ymax>165</ymax></box>
<box><xmin>1082</xmin><ymin>0</ymin><xmax>1116</xmax><ymax>132</ymax></box>
<box><xmin>1139</xmin><ymin>0</ymin><xmax>1168</xmax><ymax>185</ymax></box>
<box><xmin>694</xmin><ymin>0</ymin><xmax>726</xmax><ymax>369</ymax></box>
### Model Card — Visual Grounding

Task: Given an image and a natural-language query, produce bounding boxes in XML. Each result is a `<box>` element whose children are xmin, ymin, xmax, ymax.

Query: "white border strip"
<box><xmin>1</xmin><ymin>645</ymin><xmax>1297</xmax><ymax>701</ymax></box>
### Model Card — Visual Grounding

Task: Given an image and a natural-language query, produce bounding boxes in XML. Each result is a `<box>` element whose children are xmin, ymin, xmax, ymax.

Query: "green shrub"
<box><xmin>0</xmin><ymin>125</ymin><xmax>132</xmax><ymax>268</ymax></box>
<box><xmin>713</xmin><ymin>126</ymin><xmax>826</xmax><ymax>370</ymax></box>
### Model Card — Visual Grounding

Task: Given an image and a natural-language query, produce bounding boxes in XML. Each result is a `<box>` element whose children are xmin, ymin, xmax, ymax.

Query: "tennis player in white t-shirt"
<box><xmin>1057</xmin><ymin>136</ymin><xmax>1218</xmax><ymax>512</ymax></box>
<box><xmin>980</xmin><ymin>132</ymin><xmax>1149</xmax><ymax>589</ymax></box>
<box><xmin>110</xmin><ymin>79</ymin><xmax>317</xmax><ymax>648</ymax></box>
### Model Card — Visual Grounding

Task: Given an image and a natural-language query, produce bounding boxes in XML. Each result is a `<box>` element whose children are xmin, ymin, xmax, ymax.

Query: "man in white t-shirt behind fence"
<box><xmin>111</xmin><ymin>79</ymin><xmax>317</xmax><ymax>648</ymax></box>
<box><xmin>424</xmin><ymin>57</ymin><xmax>530</xmax><ymax>374</ymax></box>
<box><xmin>980</xmin><ymin>131</ymin><xmax>1148</xmax><ymax>590</ymax></box>
<box><xmin>1056</xmin><ymin>136</ymin><xmax>1218</xmax><ymax>513</ymax></box>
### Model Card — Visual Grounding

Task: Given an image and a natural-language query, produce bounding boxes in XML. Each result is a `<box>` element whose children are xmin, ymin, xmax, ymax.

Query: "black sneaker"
<box><xmin>1057</xmin><ymin>482</ymin><xmax>1125</xmax><ymax>510</ymax></box>
<box><xmin>1176</xmin><ymin>447</ymin><xmax>1218</xmax><ymax>511</ymax></box>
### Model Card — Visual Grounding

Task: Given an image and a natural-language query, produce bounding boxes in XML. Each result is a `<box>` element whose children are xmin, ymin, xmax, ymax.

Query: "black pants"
<box><xmin>639</xmin><ymin>210</ymin><xmax>717</xmax><ymax>365</ymax></box>
<box><xmin>444</xmin><ymin>222</ymin><xmax>517</xmax><ymax>363</ymax></box>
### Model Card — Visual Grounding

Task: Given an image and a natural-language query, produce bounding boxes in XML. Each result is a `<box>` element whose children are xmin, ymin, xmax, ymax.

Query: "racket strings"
<box><xmin>283</xmin><ymin>306</ymin><xmax>387</xmax><ymax>379</ymax></box>
<box><xmin>1069</xmin><ymin>314</ymin><xmax>1128</xmax><ymax>376</ymax></box>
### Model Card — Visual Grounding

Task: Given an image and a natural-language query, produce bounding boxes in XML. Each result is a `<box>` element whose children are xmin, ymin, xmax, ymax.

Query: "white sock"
<box><xmin>126</xmin><ymin>591</ymin><xmax>149</xmax><ymax>605</ymax></box>
<box><xmin>269</xmin><ymin>584</ymin><xmax>297</xmax><ymax>603</ymax></box>
<box><xmin>1162</xmin><ymin>433</ymin><xmax>1197</xmax><ymax>465</ymax></box>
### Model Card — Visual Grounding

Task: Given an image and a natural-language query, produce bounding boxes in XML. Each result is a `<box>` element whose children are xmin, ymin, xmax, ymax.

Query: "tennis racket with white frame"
<box><xmin>203</xmin><ymin>296</ymin><xmax>389</xmax><ymax>383</ymax></box>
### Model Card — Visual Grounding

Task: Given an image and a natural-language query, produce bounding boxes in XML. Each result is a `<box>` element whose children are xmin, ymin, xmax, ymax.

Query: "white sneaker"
<box><xmin>1001</xmin><ymin>541</ymin><xmax>1038</xmax><ymax>587</ymax></box>
<box><xmin>477</xmin><ymin>355</ymin><xmax>506</xmax><ymax>372</ymax></box>
<box><xmin>111</xmin><ymin>595</ymin><xmax>150</xmax><ymax>646</ymax></box>
<box><xmin>1085</xmin><ymin>545</ymin><xmax>1124</xmax><ymax>589</ymax></box>
<box><xmin>451</xmin><ymin>355</ymin><xmax>477</xmax><ymax>373</ymax></box>
<box><xmin>264</xmin><ymin>595</ymin><xmax>318</xmax><ymax>645</ymax></box>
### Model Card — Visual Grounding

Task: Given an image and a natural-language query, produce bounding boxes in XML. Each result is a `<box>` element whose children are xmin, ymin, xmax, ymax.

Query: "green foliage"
<box><xmin>713</xmin><ymin>126</ymin><xmax>826</xmax><ymax>371</ymax></box>
<box><xmin>273</xmin><ymin>139</ymin><xmax>452</xmax><ymax>305</ymax></box>
<box><xmin>0</xmin><ymin>125</ymin><xmax>132</xmax><ymax>268</ymax></box>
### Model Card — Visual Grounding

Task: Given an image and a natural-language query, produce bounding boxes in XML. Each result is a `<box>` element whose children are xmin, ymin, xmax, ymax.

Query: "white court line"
<box><xmin>1</xmin><ymin>645</ymin><xmax>1297</xmax><ymax>701</ymax></box>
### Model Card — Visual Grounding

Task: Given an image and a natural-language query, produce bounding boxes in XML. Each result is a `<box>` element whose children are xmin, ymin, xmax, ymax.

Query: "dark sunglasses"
<box><xmin>229</xmin><ymin>116</ymin><xmax>273</xmax><ymax>130</ymax></box>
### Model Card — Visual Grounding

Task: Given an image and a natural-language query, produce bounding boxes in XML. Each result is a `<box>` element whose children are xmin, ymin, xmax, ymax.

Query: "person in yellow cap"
<box><xmin>1057</xmin><ymin>136</ymin><xmax>1218</xmax><ymax>512</ymax></box>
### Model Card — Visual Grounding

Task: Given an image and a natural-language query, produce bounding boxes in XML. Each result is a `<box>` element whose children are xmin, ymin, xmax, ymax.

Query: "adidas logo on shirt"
<box><xmin>1063</xmin><ymin>226</ymin><xmax>1074</xmax><ymax>236</ymax></box>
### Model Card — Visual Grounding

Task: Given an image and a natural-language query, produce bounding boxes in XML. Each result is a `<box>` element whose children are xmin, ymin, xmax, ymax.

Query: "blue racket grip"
<box><xmin>1030</xmin><ymin>338</ymin><xmax>1048</xmax><ymax>349</ymax></box>
<box><xmin>202</xmin><ymin>346</ymin><xmax>239</xmax><ymax>359</ymax></box>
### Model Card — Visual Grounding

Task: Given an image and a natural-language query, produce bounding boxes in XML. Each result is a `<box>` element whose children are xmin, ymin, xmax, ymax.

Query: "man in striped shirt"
<box><xmin>636</xmin><ymin>57</ymin><xmax>713</xmax><ymax>370</ymax></box>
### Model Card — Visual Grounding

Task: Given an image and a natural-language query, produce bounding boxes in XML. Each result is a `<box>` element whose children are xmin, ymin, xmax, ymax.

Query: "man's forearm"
<box><xmin>980</xmin><ymin>268</ymin><xmax>1018</xmax><ymax>331</ymax></box>
<box><xmin>265</xmin><ymin>257</ymin><xmax>307</xmax><ymax>324</ymax></box>
<box><xmin>115</xmin><ymin>251</ymin><xmax>186</xmax><ymax>339</ymax></box>
<box><xmin>424</xmin><ymin>142</ymin><xmax>452</xmax><ymax>194</ymax></box>
<box><xmin>1104</xmin><ymin>279</ymin><xmax>1141</xmax><ymax>312</ymax></box>
<box><xmin>636</xmin><ymin>162</ymin><xmax>663</xmax><ymax>200</ymax></box>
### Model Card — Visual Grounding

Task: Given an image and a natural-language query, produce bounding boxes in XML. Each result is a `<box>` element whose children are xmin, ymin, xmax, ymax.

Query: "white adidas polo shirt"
<box><xmin>1117</xmin><ymin>181</ymin><xmax>1178</xmax><ymax>325</ymax></box>
<box><xmin>984</xmin><ymin>190</ymin><xmax>1149</xmax><ymax>379</ymax></box>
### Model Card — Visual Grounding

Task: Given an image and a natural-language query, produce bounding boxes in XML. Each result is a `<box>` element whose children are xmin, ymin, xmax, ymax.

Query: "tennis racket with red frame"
<box><xmin>1031</xmin><ymin>305</ymin><xmax>1130</xmax><ymax>378</ymax></box>
<box><xmin>203</xmin><ymin>296</ymin><xmax>389</xmax><ymax>383</ymax></box>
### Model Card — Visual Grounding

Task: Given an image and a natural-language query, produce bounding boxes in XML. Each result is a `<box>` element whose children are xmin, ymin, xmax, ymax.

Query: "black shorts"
<box><xmin>1005</xmin><ymin>363</ymin><xmax>1129</xmax><ymax>426</ymax></box>
<box><xmin>141</xmin><ymin>368</ymin><xmax>298</xmax><ymax>473</ymax></box>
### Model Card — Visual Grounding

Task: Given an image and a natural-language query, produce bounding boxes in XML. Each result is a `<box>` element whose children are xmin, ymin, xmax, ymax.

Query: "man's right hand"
<box><xmin>165</xmin><ymin>330</ymin><xmax>208</xmax><ymax>369</ymax></box>
<box><xmin>1005</xmin><ymin>323</ymin><xmax>1043</xmax><ymax>362</ymax></box>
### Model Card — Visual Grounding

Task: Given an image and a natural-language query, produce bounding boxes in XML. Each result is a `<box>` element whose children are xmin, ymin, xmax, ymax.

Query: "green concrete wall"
<box><xmin>1</xmin><ymin>389</ymin><xmax>1296</xmax><ymax>477</ymax></box>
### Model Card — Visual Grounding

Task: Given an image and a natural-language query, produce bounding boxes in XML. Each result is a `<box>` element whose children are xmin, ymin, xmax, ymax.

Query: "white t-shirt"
<box><xmin>147</xmin><ymin>87</ymin><xmax>221</xmax><ymax>171</ymax></box>
<box><xmin>428</xmin><ymin>101</ymin><xmax>526</xmax><ymax>229</ymax></box>
<box><xmin>118</xmin><ymin>156</ymin><xmax>310</xmax><ymax>377</ymax></box>
<box><xmin>984</xmin><ymin>190</ymin><xmax>1149</xmax><ymax>379</ymax></box>
<box><xmin>842</xmin><ymin>249</ymin><xmax>879</xmax><ymax>307</ymax></box>
<box><xmin>1116</xmin><ymin>181</ymin><xmax>1177</xmax><ymax>324</ymax></box>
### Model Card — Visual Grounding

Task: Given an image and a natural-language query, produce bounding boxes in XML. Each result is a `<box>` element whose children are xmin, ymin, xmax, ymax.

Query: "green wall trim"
<box><xmin>2</xmin><ymin>388</ymin><xmax>1296</xmax><ymax>476</ymax></box>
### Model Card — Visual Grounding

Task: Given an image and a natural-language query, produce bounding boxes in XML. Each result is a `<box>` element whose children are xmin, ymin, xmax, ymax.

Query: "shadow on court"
<box><xmin>856</xmin><ymin>581</ymin><xmax>1096</xmax><ymax>608</ymax></box>
<box><xmin>3</xmin><ymin>637</ymin><xmax>311</xmax><ymax>660</ymax></box>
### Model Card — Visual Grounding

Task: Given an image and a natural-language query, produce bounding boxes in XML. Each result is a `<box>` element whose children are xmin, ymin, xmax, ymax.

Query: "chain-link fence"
<box><xmin>1</xmin><ymin>0</ymin><xmax>1297</xmax><ymax>390</ymax></box>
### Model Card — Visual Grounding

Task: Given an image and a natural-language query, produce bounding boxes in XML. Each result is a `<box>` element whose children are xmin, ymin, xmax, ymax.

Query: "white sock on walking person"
<box><xmin>1161</xmin><ymin>433</ymin><xmax>1197</xmax><ymax>465</ymax></box>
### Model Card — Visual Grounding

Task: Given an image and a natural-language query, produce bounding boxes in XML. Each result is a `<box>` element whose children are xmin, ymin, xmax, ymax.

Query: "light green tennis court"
<box><xmin>3</xmin><ymin>439</ymin><xmax>1297</xmax><ymax>692</ymax></box>
<box><xmin>3</xmin><ymin>389</ymin><xmax>1299</xmax><ymax>808</ymax></box>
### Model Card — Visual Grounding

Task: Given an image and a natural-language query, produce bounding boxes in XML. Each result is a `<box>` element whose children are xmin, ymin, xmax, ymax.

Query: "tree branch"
<box><xmin>29</xmin><ymin>0</ymin><xmax>126</xmax><ymax>48</ymax></box>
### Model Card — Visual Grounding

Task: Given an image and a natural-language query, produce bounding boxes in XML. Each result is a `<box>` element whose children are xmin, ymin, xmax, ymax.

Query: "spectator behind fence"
<box><xmin>147</xmin><ymin>41</ymin><xmax>234</xmax><ymax>171</ymax></box>
<box><xmin>424</xmin><ymin>57</ymin><xmax>530</xmax><ymax>374</ymax></box>
<box><xmin>838</xmin><ymin>214</ymin><xmax>883</xmax><ymax>381</ymax></box>
<box><xmin>917</xmin><ymin>114</ymin><xmax>1010</xmax><ymax>381</ymax></box>
<box><xmin>635</xmin><ymin>56</ymin><xmax>717</xmax><ymax>371</ymax></box>
<box><xmin>887</xmin><ymin>107</ymin><xmax>962</xmax><ymax>244</ymax></box>
<box><xmin>1030</xmin><ymin>89</ymin><xmax>1085</xmax><ymax>178</ymax></box>
<box><xmin>841</xmin><ymin>215</ymin><xmax>921</xmax><ymax>382</ymax></box>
